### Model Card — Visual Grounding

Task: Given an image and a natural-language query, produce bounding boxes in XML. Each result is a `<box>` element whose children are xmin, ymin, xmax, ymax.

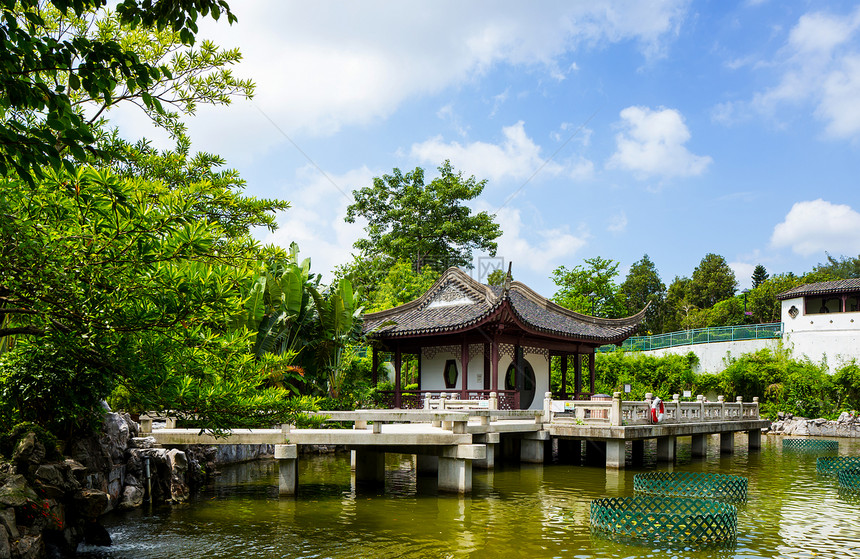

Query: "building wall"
<box><xmin>642</xmin><ymin>339</ymin><xmax>780</xmax><ymax>373</ymax></box>
<box><xmin>781</xmin><ymin>296</ymin><xmax>860</xmax><ymax>372</ymax></box>
<box><xmin>420</xmin><ymin>346</ymin><xmax>549</xmax><ymax>410</ymax></box>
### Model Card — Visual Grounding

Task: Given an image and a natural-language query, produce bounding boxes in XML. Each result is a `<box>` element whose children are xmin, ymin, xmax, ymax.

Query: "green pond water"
<box><xmin>78</xmin><ymin>435</ymin><xmax>860</xmax><ymax>558</ymax></box>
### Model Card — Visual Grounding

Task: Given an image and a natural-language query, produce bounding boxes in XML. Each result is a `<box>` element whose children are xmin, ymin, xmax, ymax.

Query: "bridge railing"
<box><xmin>598</xmin><ymin>322</ymin><xmax>782</xmax><ymax>353</ymax></box>
<box><xmin>546</xmin><ymin>392</ymin><xmax>760</xmax><ymax>426</ymax></box>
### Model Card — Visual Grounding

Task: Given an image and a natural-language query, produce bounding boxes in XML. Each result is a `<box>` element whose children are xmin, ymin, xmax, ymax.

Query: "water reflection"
<box><xmin>78</xmin><ymin>437</ymin><xmax>860</xmax><ymax>559</ymax></box>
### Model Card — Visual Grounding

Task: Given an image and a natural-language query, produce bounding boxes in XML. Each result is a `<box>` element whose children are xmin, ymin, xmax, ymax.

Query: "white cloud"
<box><xmin>771</xmin><ymin>199</ymin><xmax>860</xmax><ymax>257</ymax></box>
<box><xmin>410</xmin><ymin>121</ymin><xmax>568</xmax><ymax>183</ymax></box>
<box><xmin>729</xmin><ymin>261</ymin><xmax>755</xmax><ymax>291</ymax></box>
<box><xmin>607</xmin><ymin>211</ymin><xmax>628</xmax><ymax>233</ymax></box>
<box><xmin>262</xmin><ymin>165</ymin><xmax>374</xmax><ymax>282</ymax></box>
<box><xmin>103</xmin><ymin>1</ymin><xmax>688</xmax><ymax>160</ymax></box>
<box><xmin>607</xmin><ymin>106</ymin><xmax>712</xmax><ymax>179</ymax></box>
<box><xmin>493</xmin><ymin>207</ymin><xmax>589</xmax><ymax>275</ymax></box>
<box><xmin>748</xmin><ymin>7</ymin><xmax>860</xmax><ymax>138</ymax></box>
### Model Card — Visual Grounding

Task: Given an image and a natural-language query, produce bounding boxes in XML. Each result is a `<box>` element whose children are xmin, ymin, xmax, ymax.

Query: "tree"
<box><xmin>0</xmin><ymin>0</ymin><xmax>237</xmax><ymax>182</ymax></box>
<box><xmin>619</xmin><ymin>254</ymin><xmax>666</xmax><ymax>334</ymax></box>
<box><xmin>487</xmin><ymin>269</ymin><xmax>509</xmax><ymax>286</ymax></box>
<box><xmin>365</xmin><ymin>261</ymin><xmax>440</xmax><ymax>312</ymax></box>
<box><xmin>551</xmin><ymin>256</ymin><xmax>626</xmax><ymax>318</ymax></box>
<box><xmin>689</xmin><ymin>253</ymin><xmax>737</xmax><ymax>308</ymax></box>
<box><xmin>664</xmin><ymin>276</ymin><xmax>696</xmax><ymax>332</ymax></box>
<box><xmin>814</xmin><ymin>253</ymin><xmax>860</xmax><ymax>279</ymax></box>
<box><xmin>751</xmin><ymin>264</ymin><xmax>769</xmax><ymax>288</ymax></box>
<box><xmin>345</xmin><ymin>161</ymin><xmax>502</xmax><ymax>273</ymax></box>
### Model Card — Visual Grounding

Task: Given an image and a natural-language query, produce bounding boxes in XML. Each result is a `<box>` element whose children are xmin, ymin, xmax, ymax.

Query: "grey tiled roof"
<box><xmin>362</xmin><ymin>267</ymin><xmax>646</xmax><ymax>343</ymax></box>
<box><xmin>777</xmin><ymin>278</ymin><xmax>860</xmax><ymax>300</ymax></box>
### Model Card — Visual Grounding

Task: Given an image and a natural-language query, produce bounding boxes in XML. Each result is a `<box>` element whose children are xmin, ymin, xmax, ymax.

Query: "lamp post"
<box><xmin>743</xmin><ymin>289</ymin><xmax>752</xmax><ymax>317</ymax></box>
<box><xmin>588</xmin><ymin>292</ymin><xmax>597</xmax><ymax>316</ymax></box>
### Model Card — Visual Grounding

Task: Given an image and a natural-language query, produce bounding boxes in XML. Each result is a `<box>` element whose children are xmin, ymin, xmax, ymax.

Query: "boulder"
<box><xmin>118</xmin><ymin>483</ymin><xmax>145</xmax><ymax>511</ymax></box>
<box><xmin>14</xmin><ymin>534</ymin><xmax>43</xmax><ymax>559</ymax></box>
<box><xmin>0</xmin><ymin>526</ymin><xmax>10</xmax><ymax>559</ymax></box>
<box><xmin>73</xmin><ymin>489</ymin><xmax>110</xmax><ymax>520</ymax></box>
<box><xmin>100</xmin><ymin>413</ymin><xmax>130</xmax><ymax>464</ymax></box>
<box><xmin>0</xmin><ymin>508</ymin><xmax>17</xmax><ymax>540</ymax></box>
<box><xmin>0</xmin><ymin>475</ymin><xmax>38</xmax><ymax>508</ymax></box>
<box><xmin>12</xmin><ymin>433</ymin><xmax>45</xmax><ymax>471</ymax></box>
<box><xmin>165</xmin><ymin>449</ymin><xmax>189</xmax><ymax>503</ymax></box>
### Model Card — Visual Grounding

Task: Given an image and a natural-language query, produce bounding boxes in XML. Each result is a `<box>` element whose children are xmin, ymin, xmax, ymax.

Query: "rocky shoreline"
<box><xmin>0</xmin><ymin>413</ymin><xmax>290</xmax><ymax>559</ymax></box>
<box><xmin>768</xmin><ymin>411</ymin><xmax>860</xmax><ymax>438</ymax></box>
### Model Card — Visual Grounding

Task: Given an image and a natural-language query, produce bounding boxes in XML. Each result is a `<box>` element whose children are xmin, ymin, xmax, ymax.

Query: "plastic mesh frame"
<box><xmin>783</xmin><ymin>439</ymin><xmax>839</xmax><ymax>452</ymax></box>
<box><xmin>817</xmin><ymin>456</ymin><xmax>860</xmax><ymax>475</ymax></box>
<box><xmin>633</xmin><ymin>471</ymin><xmax>748</xmax><ymax>503</ymax></box>
<box><xmin>590</xmin><ymin>495</ymin><xmax>737</xmax><ymax>545</ymax></box>
<box><xmin>837</xmin><ymin>468</ymin><xmax>860</xmax><ymax>492</ymax></box>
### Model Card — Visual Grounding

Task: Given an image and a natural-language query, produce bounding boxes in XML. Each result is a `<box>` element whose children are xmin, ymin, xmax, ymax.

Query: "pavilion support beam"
<box><xmin>560</xmin><ymin>355</ymin><xmax>568</xmax><ymax>399</ymax></box>
<box><xmin>461</xmin><ymin>339</ymin><xmax>469</xmax><ymax>399</ymax></box>
<box><xmin>574</xmin><ymin>353</ymin><xmax>582</xmax><ymax>399</ymax></box>
<box><xmin>483</xmin><ymin>343</ymin><xmax>491</xmax><ymax>390</ymax></box>
<box><xmin>589</xmin><ymin>350</ymin><xmax>596</xmax><ymax>395</ymax></box>
<box><xmin>394</xmin><ymin>346</ymin><xmax>402</xmax><ymax>409</ymax></box>
<box><xmin>491</xmin><ymin>338</ymin><xmax>499</xmax><ymax>395</ymax></box>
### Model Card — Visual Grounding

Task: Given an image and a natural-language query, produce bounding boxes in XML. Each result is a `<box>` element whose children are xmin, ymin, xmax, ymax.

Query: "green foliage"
<box><xmin>486</xmin><ymin>269</ymin><xmax>508</xmax><ymax>286</ymax></box>
<box><xmin>365</xmin><ymin>260</ymin><xmax>440</xmax><ymax>312</ymax></box>
<box><xmin>0</xmin><ymin>0</ymin><xmax>236</xmax><ymax>182</ymax></box>
<box><xmin>551</xmin><ymin>256</ymin><xmax>626</xmax><ymax>318</ymax></box>
<box><xmin>620</xmin><ymin>254</ymin><xmax>666</xmax><ymax>333</ymax></box>
<box><xmin>309</xmin><ymin>281</ymin><xmax>365</xmax><ymax>398</ymax></box>
<box><xmin>689</xmin><ymin>253</ymin><xmax>737</xmax><ymax>309</ymax></box>
<box><xmin>751</xmin><ymin>264</ymin><xmax>769</xmax><ymax>288</ymax></box>
<box><xmin>0</xmin><ymin>422</ymin><xmax>62</xmax><ymax>462</ymax></box>
<box><xmin>705</xmin><ymin>297</ymin><xmax>747</xmax><ymax>327</ymax></box>
<box><xmin>834</xmin><ymin>362</ymin><xmax>860</xmax><ymax>411</ymax></box>
<box><xmin>664</xmin><ymin>276</ymin><xmax>696</xmax><ymax>332</ymax></box>
<box><xmin>814</xmin><ymin>253</ymin><xmax>860</xmax><ymax>280</ymax></box>
<box><xmin>345</xmin><ymin>160</ymin><xmax>502</xmax><ymax>272</ymax></box>
<box><xmin>586</xmin><ymin>350</ymin><xmax>697</xmax><ymax>399</ymax></box>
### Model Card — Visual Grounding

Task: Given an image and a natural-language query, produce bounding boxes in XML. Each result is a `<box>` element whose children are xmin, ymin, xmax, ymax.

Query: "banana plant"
<box><xmin>309</xmin><ymin>279</ymin><xmax>364</xmax><ymax>398</ymax></box>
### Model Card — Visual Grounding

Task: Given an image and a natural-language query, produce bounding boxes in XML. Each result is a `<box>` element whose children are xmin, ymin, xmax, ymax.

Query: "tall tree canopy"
<box><xmin>551</xmin><ymin>256</ymin><xmax>626</xmax><ymax>318</ymax></box>
<box><xmin>814</xmin><ymin>253</ymin><xmax>860</xmax><ymax>279</ymax></box>
<box><xmin>0</xmin><ymin>0</ymin><xmax>238</xmax><ymax>181</ymax></box>
<box><xmin>751</xmin><ymin>264</ymin><xmax>769</xmax><ymax>288</ymax></box>
<box><xmin>620</xmin><ymin>254</ymin><xmax>666</xmax><ymax>334</ymax></box>
<box><xmin>689</xmin><ymin>253</ymin><xmax>737</xmax><ymax>309</ymax></box>
<box><xmin>345</xmin><ymin>161</ymin><xmax>502</xmax><ymax>272</ymax></box>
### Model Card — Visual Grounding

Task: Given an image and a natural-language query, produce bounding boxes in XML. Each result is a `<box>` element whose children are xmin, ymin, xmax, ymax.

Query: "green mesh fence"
<box><xmin>816</xmin><ymin>456</ymin><xmax>860</xmax><ymax>475</ymax></box>
<box><xmin>782</xmin><ymin>439</ymin><xmax>839</xmax><ymax>453</ymax></box>
<box><xmin>590</xmin><ymin>495</ymin><xmax>737</xmax><ymax>545</ymax></box>
<box><xmin>837</xmin><ymin>468</ymin><xmax>860</xmax><ymax>493</ymax></box>
<box><xmin>633</xmin><ymin>471</ymin><xmax>748</xmax><ymax>503</ymax></box>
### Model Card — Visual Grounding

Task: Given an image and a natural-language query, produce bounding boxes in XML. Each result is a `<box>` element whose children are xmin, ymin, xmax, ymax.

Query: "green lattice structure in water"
<box><xmin>782</xmin><ymin>439</ymin><xmax>839</xmax><ymax>453</ymax></box>
<box><xmin>590</xmin><ymin>495</ymin><xmax>737</xmax><ymax>545</ymax></box>
<box><xmin>633</xmin><ymin>471</ymin><xmax>748</xmax><ymax>503</ymax></box>
<box><xmin>837</xmin><ymin>468</ymin><xmax>860</xmax><ymax>493</ymax></box>
<box><xmin>816</xmin><ymin>456</ymin><xmax>860</xmax><ymax>475</ymax></box>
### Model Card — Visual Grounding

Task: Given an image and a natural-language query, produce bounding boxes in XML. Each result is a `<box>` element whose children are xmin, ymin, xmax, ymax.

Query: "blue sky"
<box><xmin>112</xmin><ymin>1</ymin><xmax>860</xmax><ymax>297</ymax></box>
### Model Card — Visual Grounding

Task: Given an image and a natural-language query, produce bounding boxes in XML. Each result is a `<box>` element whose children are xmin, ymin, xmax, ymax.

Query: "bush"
<box><xmin>0</xmin><ymin>337</ymin><xmax>114</xmax><ymax>436</ymax></box>
<box><xmin>834</xmin><ymin>362</ymin><xmax>860</xmax><ymax>412</ymax></box>
<box><xmin>0</xmin><ymin>422</ymin><xmax>62</xmax><ymax>461</ymax></box>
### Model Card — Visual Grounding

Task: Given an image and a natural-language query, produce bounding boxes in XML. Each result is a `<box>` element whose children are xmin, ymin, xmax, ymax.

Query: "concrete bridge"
<box><xmin>142</xmin><ymin>392</ymin><xmax>768</xmax><ymax>495</ymax></box>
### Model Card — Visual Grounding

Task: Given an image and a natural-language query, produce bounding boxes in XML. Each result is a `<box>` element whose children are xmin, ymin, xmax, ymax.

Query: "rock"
<box><xmin>14</xmin><ymin>534</ymin><xmax>43</xmax><ymax>559</ymax></box>
<box><xmin>100</xmin><ymin>413</ymin><xmax>130</xmax><ymax>464</ymax></box>
<box><xmin>0</xmin><ymin>475</ymin><xmax>38</xmax><ymax>508</ymax></box>
<box><xmin>128</xmin><ymin>437</ymin><xmax>157</xmax><ymax>449</ymax></box>
<box><xmin>63</xmin><ymin>460</ymin><xmax>87</xmax><ymax>487</ymax></box>
<box><xmin>82</xmin><ymin>521</ymin><xmax>111</xmax><ymax>547</ymax></box>
<box><xmin>12</xmin><ymin>433</ymin><xmax>45</xmax><ymax>470</ymax></box>
<box><xmin>73</xmin><ymin>489</ymin><xmax>110</xmax><ymax>520</ymax></box>
<box><xmin>118</xmin><ymin>483</ymin><xmax>144</xmax><ymax>511</ymax></box>
<box><xmin>165</xmin><ymin>449</ymin><xmax>189</xmax><ymax>503</ymax></box>
<box><xmin>0</xmin><ymin>507</ymin><xmax>18</xmax><ymax>540</ymax></box>
<box><xmin>122</xmin><ymin>413</ymin><xmax>140</xmax><ymax>439</ymax></box>
<box><xmin>0</xmin><ymin>526</ymin><xmax>10</xmax><ymax>559</ymax></box>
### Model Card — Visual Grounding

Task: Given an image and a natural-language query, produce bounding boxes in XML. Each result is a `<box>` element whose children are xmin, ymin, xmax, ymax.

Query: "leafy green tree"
<box><xmin>664</xmin><ymin>276</ymin><xmax>696</xmax><ymax>331</ymax></box>
<box><xmin>345</xmin><ymin>161</ymin><xmax>502</xmax><ymax>272</ymax></box>
<box><xmin>689</xmin><ymin>253</ymin><xmax>737</xmax><ymax>308</ymax></box>
<box><xmin>814</xmin><ymin>253</ymin><xmax>860</xmax><ymax>279</ymax></box>
<box><xmin>365</xmin><ymin>261</ymin><xmax>440</xmax><ymax>312</ymax></box>
<box><xmin>486</xmin><ymin>269</ymin><xmax>509</xmax><ymax>286</ymax></box>
<box><xmin>0</xmin><ymin>0</ymin><xmax>237</xmax><ymax>182</ymax></box>
<box><xmin>747</xmin><ymin>271</ymin><xmax>831</xmax><ymax>324</ymax></box>
<box><xmin>751</xmin><ymin>264</ymin><xmax>769</xmax><ymax>288</ymax></box>
<box><xmin>551</xmin><ymin>256</ymin><xmax>626</xmax><ymax>318</ymax></box>
<box><xmin>309</xmin><ymin>280</ymin><xmax>364</xmax><ymax>398</ymax></box>
<box><xmin>619</xmin><ymin>254</ymin><xmax>666</xmax><ymax>334</ymax></box>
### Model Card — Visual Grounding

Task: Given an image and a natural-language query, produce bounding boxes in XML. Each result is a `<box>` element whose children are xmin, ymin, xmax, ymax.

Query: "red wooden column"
<box><xmin>483</xmin><ymin>343</ymin><xmax>491</xmax><ymax>390</ymax></box>
<box><xmin>574</xmin><ymin>352</ymin><xmax>582</xmax><ymax>399</ymax></box>
<box><xmin>560</xmin><ymin>354</ymin><xmax>568</xmax><ymax>399</ymax></box>
<box><xmin>491</xmin><ymin>338</ymin><xmax>499</xmax><ymax>396</ymax></box>
<box><xmin>394</xmin><ymin>346</ymin><xmax>402</xmax><ymax>409</ymax></box>
<box><xmin>460</xmin><ymin>340</ymin><xmax>469</xmax><ymax>399</ymax></box>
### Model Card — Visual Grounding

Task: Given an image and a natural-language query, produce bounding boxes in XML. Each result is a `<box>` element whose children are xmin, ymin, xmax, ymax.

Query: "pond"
<box><xmin>78</xmin><ymin>435</ymin><xmax>860</xmax><ymax>558</ymax></box>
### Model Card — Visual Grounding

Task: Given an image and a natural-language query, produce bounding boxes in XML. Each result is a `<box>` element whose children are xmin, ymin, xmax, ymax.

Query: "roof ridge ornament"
<box><xmin>503</xmin><ymin>262</ymin><xmax>512</xmax><ymax>296</ymax></box>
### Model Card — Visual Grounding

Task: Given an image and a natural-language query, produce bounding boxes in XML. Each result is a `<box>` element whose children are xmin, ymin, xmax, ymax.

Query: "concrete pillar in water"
<box><xmin>438</xmin><ymin>457</ymin><xmax>471</xmax><ymax>494</ymax></box>
<box><xmin>631</xmin><ymin>439</ymin><xmax>645</xmax><ymax>465</ymax></box>
<box><xmin>691</xmin><ymin>434</ymin><xmax>707</xmax><ymax>457</ymax></box>
<box><xmin>720</xmin><ymin>432</ymin><xmax>735</xmax><ymax>454</ymax></box>
<box><xmin>748</xmin><ymin>428</ymin><xmax>762</xmax><ymax>450</ymax></box>
<box><xmin>557</xmin><ymin>439</ymin><xmax>582</xmax><ymax>464</ymax></box>
<box><xmin>606</xmin><ymin>440</ymin><xmax>626</xmax><ymax>469</ymax></box>
<box><xmin>520</xmin><ymin>438</ymin><xmax>547</xmax><ymax>464</ymax></box>
<box><xmin>354</xmin><ymin>449</ymin><xmax>385</xmax><ymax>484</ymax></box>
<box><xmin>474</xmin><ymin>443</ymin><xmax>495</xmax><ymax>469</ymax></box>
<box><xmin>656</xmin><ymin>436</ymin><xmax>675</xmax><ymax>463</ymax></box>
<box><xmin>417</xmin><ymin>454</ymin><xmax>438</xmax><ymax>475</ymax></box>
<box><xmin>275</xmin><ymin>444</ymin><xmax>298</xmax><ymax>496</ymax></box>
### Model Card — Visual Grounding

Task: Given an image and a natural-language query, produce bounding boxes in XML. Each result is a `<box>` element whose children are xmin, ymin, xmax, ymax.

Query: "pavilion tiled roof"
<box><xmin>362</xmin><ymin>267</ymin><xmax>647</xmax><ymax>344</ymax></box>
<box><xmin>777</xmin><ymin>278</ymin><xmax>860</xmax><ymax>300</ymax></box>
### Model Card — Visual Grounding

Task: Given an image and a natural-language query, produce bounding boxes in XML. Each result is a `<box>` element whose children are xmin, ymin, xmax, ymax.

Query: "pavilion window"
<box><xmin>443</xmin><ymin>359</ymin><xmax>459</xmax><ymax>389</ymax></box>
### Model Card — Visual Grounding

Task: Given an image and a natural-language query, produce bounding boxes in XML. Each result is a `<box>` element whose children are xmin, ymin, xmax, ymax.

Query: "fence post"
<box><xmin>697</xmin><ymin>394</ymin><xmax>705</xmax><ymax>420</ymax></box>
<box><xmin>736</xmin><ymin>396</ymin><xmax>743</xmax><ymax>419</ymax></box>
<box><xmin>718</xmin><ymin>395</ymin><xmax>725</xmax><ymax>420</ymax></box>
<box><xmin>489</xmin><ymin>392</ymin><xmax>498</xmax><ymax>410</ymax></box>
<box><xmin>543</xmin><ymin>392</ymin><xmax>553</xmax><ymax>424</ymax></box>
<box><xmin>753</xmin><ymin>396</ymin><xmax>759</xmax><ymax>419</ymax></box>
<box><xmin>610</xmin><ymin>392</ymin><xmax>622</xmax><ymax>425</ymax></box>
<box><xmin>673</xmin><ymin>394</ymin><xmax>680</xmax><ymax>421</ymax></box>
